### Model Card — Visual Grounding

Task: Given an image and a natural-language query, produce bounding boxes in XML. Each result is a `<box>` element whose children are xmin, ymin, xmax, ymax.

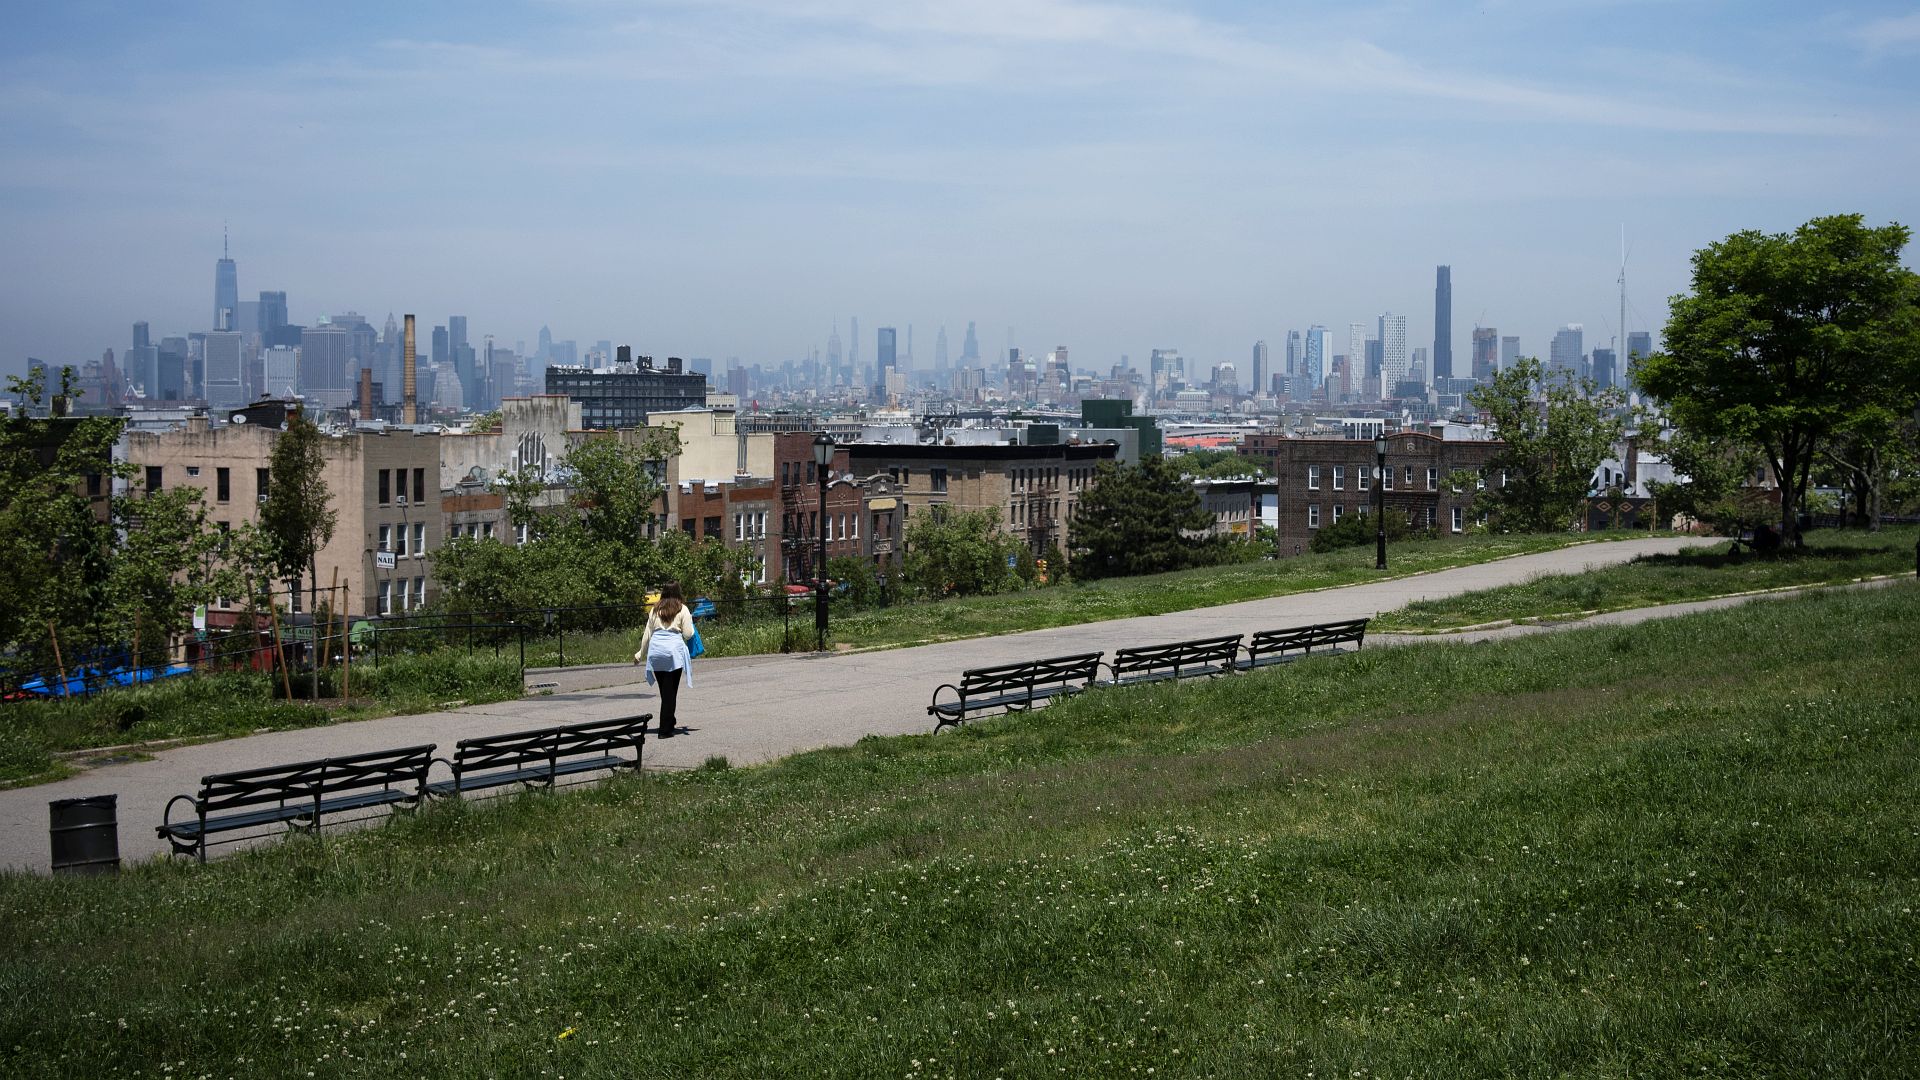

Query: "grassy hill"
<box><xmin>2</xmin><ymin>582</ymin><xmax>1915</xmax><ymax>1077</ymax></box>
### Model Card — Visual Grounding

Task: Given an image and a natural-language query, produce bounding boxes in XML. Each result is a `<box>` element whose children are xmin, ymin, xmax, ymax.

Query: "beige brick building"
<box><xmin>123</xmin><ymin>412</ymin><xmax>443</xmax><ymax>618</ymax></box>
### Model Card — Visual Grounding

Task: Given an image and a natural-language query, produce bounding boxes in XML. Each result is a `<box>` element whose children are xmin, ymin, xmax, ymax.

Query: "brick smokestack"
<box><xmin>358</xmin><ymin>366</ymin><xmax>374</xmax><ymax>420</ymax></box>
<box><xmin>402</xmin><ymin>314</ymin><xmax>417</xmax><ymax>424</ymax></box>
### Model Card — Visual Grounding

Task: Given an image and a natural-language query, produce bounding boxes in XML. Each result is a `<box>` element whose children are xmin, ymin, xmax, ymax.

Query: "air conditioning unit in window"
<box><xmin>396</xmin><ymin>495</ymin><xmax>408</xmax><ymax>506</ymax></box>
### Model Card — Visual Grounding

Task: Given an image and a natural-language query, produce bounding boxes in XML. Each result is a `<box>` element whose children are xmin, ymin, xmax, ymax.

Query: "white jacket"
<box><xmin>640</xmin><ymin>626</ymin><xmax>693</xmax><ymax>687</ymax></box>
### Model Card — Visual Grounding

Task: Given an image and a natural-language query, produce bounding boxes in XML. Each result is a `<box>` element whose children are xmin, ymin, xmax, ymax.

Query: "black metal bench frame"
<box><xmin>158</xmin><ymin>744</ymin><xmax>435</xmax><ymax>862</ymax></box>
<box><xmin>928</xmin><ymin>652</ymin><xmax>1103</xmax><ymax>730</ymax></box>
<box><xmin>427</xmin><ymin>714</ymin><xmax>651</xmax><ymax>799</ymax></box>
<box><xmin>1099</xmin><ymin>633</ymin><xmax>1244</xmax><ymax>688</ymax></box>
<box><xmin>1232</xmin><ymin>618</ymin><xmax>1370</xmax><ymax>672</ymax></box>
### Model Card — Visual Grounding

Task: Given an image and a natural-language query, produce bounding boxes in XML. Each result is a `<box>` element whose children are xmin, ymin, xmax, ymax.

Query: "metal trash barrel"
<box><xmin>49</xmin><ymin>794</ymin><xmax>120</xmax><ymax>876</ymax></box>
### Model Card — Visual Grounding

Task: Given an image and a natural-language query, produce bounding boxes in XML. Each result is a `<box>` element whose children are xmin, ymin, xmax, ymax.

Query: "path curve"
<box><xmin>0</xmin><ymin>536</ymin><xmax>1718</xmax><ymax>873</ymax></box>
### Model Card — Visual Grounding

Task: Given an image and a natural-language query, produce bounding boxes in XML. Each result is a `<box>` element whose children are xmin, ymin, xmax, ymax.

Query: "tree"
<box><xmin>1176</xmin><ymin>447</ymin><xmax>1269</xmax><ymax>479</ymax></box>
<box><xmin>1637</xmin><ymin>214</ymin><xmax>1920</xmax><ymax>546</ymax></box>
<box><xmin>1469</xmin><ymin>357</ymin><xmax>1626</xmax><ymax>532</ymax></box>
<box><xmin>259</xmin><ymin>409</ymin><xmax>337</xmax><ymax>621</ymax></box>
<box><xmin>1646</xmin><ymin>427</ymin><xmax>1770</xmax><ymax>536</ymax></box>
<box><xmin>902</xmin><ymin>506</ymin><xmax>1018</xmax><ymax>598</ymax></box>
<box><xmin>106</xmin><ymin>487</ymin><xmax>226</xmax><ymax>666</ymax></box>
<box><xmin>1068</xmin><ymin>456</ymin><xmax>1214</xmax><ymax>579</ymax></box>
<box><xmin>0</xmin><ymin>368</ymin><xmax>123</xmax><ymax>672</ymax></box>
<box><xmin>562</xmin><ymin>430</ymin><xmax>676</xmax><ymax>546</ymax></box>
<box><xmin>1309</xmin><ymin>510</ymin><xmax>1425</xmax><ymax>554</ymax></box>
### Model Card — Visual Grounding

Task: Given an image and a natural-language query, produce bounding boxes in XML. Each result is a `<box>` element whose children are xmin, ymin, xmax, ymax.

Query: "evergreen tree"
<box><xmin>1069</xmin><ymin>456</ymin><xmax>1213</xmax><ymax>579</ymax></box>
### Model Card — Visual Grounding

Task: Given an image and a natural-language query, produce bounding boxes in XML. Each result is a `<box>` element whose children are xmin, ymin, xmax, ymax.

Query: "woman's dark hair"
<box><xmin>654</xmin><ymin>596</ymin><xmax>684</xmax><ymax>623</ymax></box>
<box><xmin>659</xmin><ymin>582</ymin><xmax>685</xmax><ymax>601</ymax></box>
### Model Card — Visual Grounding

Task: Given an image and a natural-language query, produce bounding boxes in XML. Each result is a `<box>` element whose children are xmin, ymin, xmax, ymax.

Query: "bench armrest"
<box><xmin>158</xmin><ymin>793</ymin><xmax>199</xmax><ymax>836</ymax></box>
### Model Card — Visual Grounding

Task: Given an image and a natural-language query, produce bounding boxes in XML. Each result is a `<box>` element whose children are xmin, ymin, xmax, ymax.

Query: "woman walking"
<box><xmin>635</xmin><ymin>593</ymin><xmax>695</xmax><ymax>738</ymax></box>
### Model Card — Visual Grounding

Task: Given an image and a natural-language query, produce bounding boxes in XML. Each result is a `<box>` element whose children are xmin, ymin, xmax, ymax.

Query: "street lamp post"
<box><xmin>1374</xmin><ymin>434</ymin><xmax>1388</xmax><ymax>571</ymax></box>
<box><xmin>812</xmin><ymin>433</ymin><xmax>834</xmax><ymax>651</ymax></box>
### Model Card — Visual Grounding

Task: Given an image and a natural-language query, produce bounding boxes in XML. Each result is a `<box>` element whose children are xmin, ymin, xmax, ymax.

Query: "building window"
<box><xmin>413</xmin><ymin>577</ymin><xmax>426</xmax><ymax>609</ymax></box>
<box><xmin>1404</xmin><ymin>465</ymin><xmax>1415</xmax><ymax>487</ymax></box>
<box><xmin>413</xmin><ymin>522</ymin><xmax>426</xmax><ymax>557</ymax></box>
<box><xmin>378</xmin><ymin>524</ymin><xmax>391</xmax><ymax>552</ymax></box>
<box><xmin>756</xmin><ymin>511</ymin><xmax>768</xmax><ymax>538</ymax></box>
<box><xmin>806</xmin><ymin>461</ymin><xmax>816</xmax><ymax>484</ymax></box>
<box><xmin>1451</xmin><ymin>506</ymin><xmax>1464</xmax><ymax>533</ymax></box>
<box><xmin>1383</xmin><ymin>467</ymin><xmax>1394</xmax><ymax>491</ymax></box>
<box><xmin>1332</xmin><ymin>504</ymin><xmax>1343</xmax><ymax>523</ymax></box>
<box><xmin>851</xmin><ymin>512</ymin><xmax>858</xmax><ymax>540</ymax></box>
<box><xmin>378</xmin><ymin>579</ymin><xmax>392</xmax><ymax>616</ymax></box>
<box><xmin>705</xmin><ymin>516</ymin><xmax>721</xmax><ymax>538</ymax></box>
<box><xmin>734</xmin><ymin>513</ymin><xmax>744</xmax><ymax>542</ymax></box>
<box><xmin>1307</xmin><ymin>465</ymin><xmax>1320</xmax><ymax>490</ymax></box>
<box><xmin>257</xmin><ymin>468</ymin><xmax>270</xmax><ymax>502</ymax></box>
<box><xmin>186</xmin><ymin>466</ymin><xmax>200</xmax><ymax>477</ymax></box>
<box><xmin>378</xmin><ymin>470</ymin><xmax>390</xmax><ymax>505</ymax></box>
<box><xmin>145</xmin><ymin>465</ymin><xmax>162</xmax><ymax>493</ymax></box>
<box><xmin>1426</xmin><ymin>506</ymin><xmax>1437</xmax><ymax>527</ymax></box>
<box><xmin>932</xmin><ymin>467</ymin><xmax>948</xmax><ymax>494</ymax></box>
<box><xmin>1427</xmin><ymin>467</ymin><xmax>1439</xmax><ymax>491</ymax></box>
<box><xmin>483</xmin><ymin>521</ymin><xmax>495</xmax><ymax>540</ymax></box>
<box><xmin>1307</xmin><ymin>504</ymin><xmax>1320</xmax><ymax>529</ymax></box>
<box><xmin>1332</xmin><ymin>466</ymin><xmax>1345</xmax><ymax>490</ymax></box>
<box><xmin>216</xmin><ymin>467</ymin><xmax>230</xmax><ymax>502</ymax></box>
<box><xmin>412</xmin><ymin>468</ymin><xmax>426</xmax><ymax>505</ymax></box>
<box><xmin>394</xmin><ymin>525</ymin><xmax>409</xmax><ymax>558</ymax></box>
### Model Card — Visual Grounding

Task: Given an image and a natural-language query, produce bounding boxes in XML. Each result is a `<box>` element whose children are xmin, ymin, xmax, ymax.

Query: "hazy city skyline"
<box><xmin>3</xmin><ymin>1</ymin><xmax>1915</xmax><ymax>379</ymax></box>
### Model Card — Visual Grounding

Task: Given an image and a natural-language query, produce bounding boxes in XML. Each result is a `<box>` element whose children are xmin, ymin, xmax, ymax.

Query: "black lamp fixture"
<box><xmin>812</xmin><ymin>433</ymin><xmax>835</xmax><ymax>650</ymax></box>
<box><xmin>1373</xmin><ymin>433</ymin><xmax>1388</xmax><ymax>571</ymax></box>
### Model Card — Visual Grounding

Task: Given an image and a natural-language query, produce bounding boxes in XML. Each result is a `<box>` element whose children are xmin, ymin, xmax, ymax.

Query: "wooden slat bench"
<box><xmin>426</xmin><ymin>714</ymin><xmax>651</xmax><ymax>799</ymax></box>
<box><xmin>927</xmin><ymin>652</ymin><xmax>1103</xmax><ymax>731</ymax></box>
<box><xmin>157</xmin><ymin>744</ymin><xmax>434</xmax><ymax>862</ymax></box>
<box><xmin>1232</xmin><ymin>618</ymin><xmax>1370</xmax><ymax>673</ymax></box>
<box><xmin>1099</xmin><ymin>633</ymin><xmax>1244</xmax><ymax>688</ymax></box>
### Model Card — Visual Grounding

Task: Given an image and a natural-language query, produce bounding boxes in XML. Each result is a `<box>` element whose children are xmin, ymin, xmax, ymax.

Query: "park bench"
<box><xmin>426</xmin><ymin>714</ymin><xmax>652</xmax><ymax>798</ymax></box>
<box><xmin>1099</xmin><ymin>634</ymin><xmax>1245</xmax><ymax>688</ymax></box>
<box><xmin>157</xmin><ymin>744</ymin><xmax>434</xmax><ymax>862</ymax></box>
<box><xmin>1232</xmin><ymin>618</ymin><xmax>1371</xmax><ymax>673</ymax></box>
<box><xmin>928</xmin><ymin>652</ymin><xmax>1103</xmax><ymax>731</ymax></box>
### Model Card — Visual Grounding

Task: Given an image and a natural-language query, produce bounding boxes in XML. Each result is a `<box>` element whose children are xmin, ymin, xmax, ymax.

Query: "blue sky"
<box><xmin>2</xmin><ymin>0</ymin><xmax>1916</xmax><ymax>379</ymax></box>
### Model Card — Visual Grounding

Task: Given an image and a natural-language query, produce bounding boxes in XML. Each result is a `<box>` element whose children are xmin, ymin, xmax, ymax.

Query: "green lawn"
<box><xmin>2</xmin><ymin>582</ymin><xmax>1915</xmax><ymax>1077</ymax></box>
<box><xmin>1375</xmin><ymin>526</ymin><xmax>1916</xmax><ymax>632</ymax></box>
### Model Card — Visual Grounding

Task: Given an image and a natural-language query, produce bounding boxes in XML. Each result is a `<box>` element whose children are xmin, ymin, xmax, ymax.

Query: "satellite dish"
<box><xmin>232</xmin><ymin>414</ymin><xmax>247</xmax><ymax>424</ymax></box>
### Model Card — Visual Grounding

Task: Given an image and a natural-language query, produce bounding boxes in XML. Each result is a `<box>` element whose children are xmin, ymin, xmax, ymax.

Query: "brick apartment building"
<box><xmin>1243</xmin><ymin>430</ymin><xmax>1502</xmax><ymax>556</ymax></box>
<box><xmin>842</xmin><ymin>439</ymin><xmax>1122</xmax><ymax>559</ymax></box>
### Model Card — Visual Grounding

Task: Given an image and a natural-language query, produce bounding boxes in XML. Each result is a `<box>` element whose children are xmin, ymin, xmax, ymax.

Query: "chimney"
<box><xmin>402</xmin><ymin>314</ymin><xmax>418</xmax><ymax>425</ymax></box>
<box><xmin>358</xmin><ymin>367</ymin><xmax>374</xmax><ymax>420</ymax></box>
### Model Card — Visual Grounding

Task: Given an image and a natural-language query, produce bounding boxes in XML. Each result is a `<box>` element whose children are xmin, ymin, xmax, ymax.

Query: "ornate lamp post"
<box><xmin>812</xmin><ymin>433</ymin><xmax>835</xmax><ymax>651</ymax></box>
<box><xmin>1374</xmin><ymin>433</ymin><xmax>1388</xmax><ymax>571</ymax></box>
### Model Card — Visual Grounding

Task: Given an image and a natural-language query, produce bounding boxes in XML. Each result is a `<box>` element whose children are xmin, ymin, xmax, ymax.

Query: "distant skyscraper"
<box><xmin>1347</xmin><ymin>323</ymin><xmax>1366</xmax><ymax>370</ymax></box>
<box><xmin>1549</xmin><ymin>324</ymin><xmax>1584</xmax><ymax>377</ymax></box>
<box><xmin>1378</xmin><ymin>312</ymin><xmax>1409</xmax><ymax>391</ymax></box>
<box><xmin>877</xmin><ymin>326</ymin><xmax>897</xmax><ymax>388</ymax></box>
<box><xmin>961</xmin><ymin>321</ymin><xmax>979</xmax><ymax>362</ymax></box>
<box><xmin>537</xmin><ymin>325</ymin><xmax>553</xmax><ymax>363</ymax></box>
<box><xmin>1591</xmin><ymin>347</ymin><xmax>1618</xmax><ymax>389</ymax></box>
<box><xmin>214</xmin><ymin>230</ymin><xmax>238</xmax><ymax>332</ymax></box>
<box><xmin>203</xmin><ymin>330</ymin><xmax>245</xmax><ymax>408</ymax></box>
<box><xmin>1500</xmin><ymin>336</ymin><xmax>1521</xmax><ymax>371</ymax></box>
<box><xmin>259</xmin><ymin>291</ymin><xmax>288</xmax><ymax>338</ymax></box>
<box><xmin>1303</xmin><ymin>326</ymin><xmax>1330</xmax><ymax>388</ymax></box>
<box><xmin>1433</xmin><ymin>265</ymin><xmax>1453</xmax><ymax>380</ymax></box>
<box><xmin>1285</xmin><ymin>330</ymin><xmax>1302</xmax><ymax>377</ymax></box>
<box><xmin>1471</xmin><ymin>326</ymin><xmax>1498</xmax><ymax>382</ymax></box>
<box><xmin>826</xmin><ymin>325</ymin><xmax>843</xmax><ymax>384</ymax></box>
<box><xmin>1251</xmin><ymin>340</ymin><xmax>1270</xmax><ymax>395</ymax></box>
<box><xmin>849</xmin><ymin>317</ymin><xmax>861</xmax><ymax>383</ymax></box>
<box><xmin>133</xmin><ymin>321</ymin><xmax>149</xmax><ymax>352</ymax></box>
<box><xmin>432</xmin><ymin>325</ymin><xmax>449</xmax><ymax>367</ymax></box>
<box><xmin>935</xmin><ymin>325</ymin><xmax>949</xmax><ymax>374</ymax></box>
<box><xmin>1626</xmin><ymin>331</ymin><xmax>1653</xmax><ymax>379</ymax></box>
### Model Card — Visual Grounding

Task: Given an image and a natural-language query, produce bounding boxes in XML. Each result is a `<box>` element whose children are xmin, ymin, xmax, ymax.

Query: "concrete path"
<box><xmin>2</xmin><ymin>537</ymin><xmax>1722</xmax><ymax>873</ymax></box>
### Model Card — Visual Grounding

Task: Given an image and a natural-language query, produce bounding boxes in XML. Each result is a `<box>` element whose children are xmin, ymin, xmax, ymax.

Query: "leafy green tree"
<box><xmin>1637</xmin><ymin>214</ymin><xmax>1920</xmax><ymax>546</ymax></box>
<box><xmin>0</xmin><ymin>368</ymin><xmax>123</xmax><ymax>672</ymax></box>
<box><xmin>259</xmin><ymin>409</ymin><xmax>338</xmax><ymax>620</ymax></box>
<box><xmin>1177</xmin><ymin>447</ymin><xmax>1269</xmax><ymax>479</ymax></box>
<box><xmin>826</xmin><ymin>555</ymin><xmax>881</xmax><ymax>608</ymax></box>
<box><xmin>1469</xmin><ymin>357</ymin><xmax>1626</xmax><ymax>532</ymax></box>
<box><xmin>562</xmin><ymin>431</ymin><xmax>677</xmax><ymax>546</ymax></box>
<box><xmin>1308</xmin><ymin>510</ymin><xmax>1426</xmax><ymax>554</ymax></box>
<box><xmin>106</xmin><ymin>487</ymin><xmax>227</xmax><ymax>666</ymax></box>
<box><xmin>1068</xmin><ymin>456</ymin><xmax>1214</xmax><ymax>579</ymax></box>
<box><xmin>1648</xmin><ymin>427</ymin><xmax>1770</xmax><ymax>535</ymax></box>
<box><xmin>902</xmin><ymin>506</ymin><xmax>1018</xmax><ymax>598</ymax></box>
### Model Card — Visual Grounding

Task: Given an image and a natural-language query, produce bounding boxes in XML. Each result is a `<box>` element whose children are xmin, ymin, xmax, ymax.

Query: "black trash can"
<box><xmin>49</xmin><ymin>794</ymin><xmax>120</xmax><ymax>876</ymax></box>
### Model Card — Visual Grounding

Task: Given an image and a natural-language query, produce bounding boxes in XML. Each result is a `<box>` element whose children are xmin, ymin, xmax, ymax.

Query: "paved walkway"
<box><xmin>2</xmin><ymin>537</ymin><xmax>1724</xmax><ymax>873</ymax></box>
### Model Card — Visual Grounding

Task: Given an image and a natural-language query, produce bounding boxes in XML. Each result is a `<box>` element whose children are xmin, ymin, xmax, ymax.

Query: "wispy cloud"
<box><xmin>1850</xmin><ymin>11</ymin><xmax>1920</xmax><ymax>56</ymax></box>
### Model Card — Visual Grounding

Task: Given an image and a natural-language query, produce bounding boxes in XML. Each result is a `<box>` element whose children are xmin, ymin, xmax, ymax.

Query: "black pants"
<box><xmin>654</xmin><ymin>668</ymin><xmax>681</xmax><ymax>735</ymax></box>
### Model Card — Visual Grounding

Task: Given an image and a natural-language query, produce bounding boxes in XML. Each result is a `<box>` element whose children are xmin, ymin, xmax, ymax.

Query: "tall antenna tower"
<box><xmin>1618</xmin><ymin>225</ymin><xmax>1628</xmax><ymax>381</ymax></box>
